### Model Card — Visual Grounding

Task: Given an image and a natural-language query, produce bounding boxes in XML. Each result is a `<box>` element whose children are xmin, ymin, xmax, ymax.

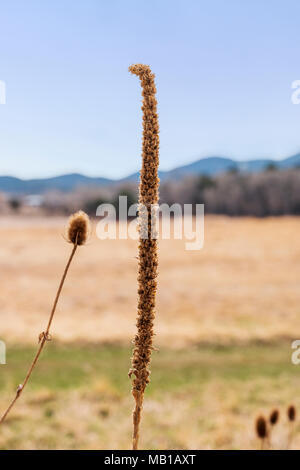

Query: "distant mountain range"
<box><xmin>1</xmin><ymin>153</ymin><xmax>300</xmax><ymax>194</ymax></box>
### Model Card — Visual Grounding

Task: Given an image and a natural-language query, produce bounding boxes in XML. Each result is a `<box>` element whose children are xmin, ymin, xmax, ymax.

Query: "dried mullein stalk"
<box><xmin>128</xmin><ymin>64</ymin><xmax>160</xmax><ymax>450</ymax></box>
<box><xmin>0</xmin><ymin>211</ymin><xmax>90</xmax><ymax>424</ymax></box>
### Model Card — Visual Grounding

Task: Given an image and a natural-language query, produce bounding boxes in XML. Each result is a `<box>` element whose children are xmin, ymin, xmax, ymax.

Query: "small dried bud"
<box><xmin>256</xmin><ymin>415</ymin><xmax>268</xmax><ymax>439</ymax></box>
<box><xmin>269</xmin><ymin>409</ymin><xmax>279</xmax><ymax>425</ymax></box>
<box><xmin>288</xmin><ymin>405</ymin><xmax>296</xmax><ymax>422</ymax></box>
<box><xmin>67</xmin><ymin>211</ymin><xmax>90</xmax><ymax>246</ymax></box>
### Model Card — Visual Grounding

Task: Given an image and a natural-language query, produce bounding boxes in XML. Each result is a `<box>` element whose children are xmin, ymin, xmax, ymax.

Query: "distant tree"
<box><xmin>84</xmin><ymin>195</ymin><xmax>109</xmax><ymax>216</ymax></box>
<box><xmin>196</xmin><ymin>175</ymin><xmax>216</xmax><ymax>191</ymax></box>
<box><xmin>113</xmin><ymin>188</ymin><xmax>138</xmax><ymax>219</ymax></box>
<box><xmin>265</xmin><ymin>162</ymin><xmax>278</xmax><ymax>171</ymax></box>
<box><xmin>227</xmin><ymin>166</ymin><xmax>239</xmax><ymax>174</ymax></box>
<box><xmin>9</xmin><ymin>198</ymin><xmax>21</xmax><ymax>211</ymax></box>
<box><xmin>193</xmin><ymin>175</ymin><xmax>216</xmax><ymax>204</ymax></box>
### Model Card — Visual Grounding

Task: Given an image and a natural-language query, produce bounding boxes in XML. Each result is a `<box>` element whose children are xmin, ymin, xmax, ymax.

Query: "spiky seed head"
<box><xmin>129</xmin><ymin>64</ymin><xmax>151</xmax><ymax>77</ymax></box>
<box><xmin>67</xmin><ymin>211</ymin><xmax>90</xmax><ymax>246</ymax></box>
<box><xmin>269</xmin><ymin>409</ymin><xmax>279</xmax><ymax>425</ymax></box>
<box><xmin>288</xmin><ymin>405</ymin><xmax>296</xmax><ymax>422</ymax></box>
<box><xmin>256</xmin><ymin>415</ymin><xmax>268</xmax><ymax>439</ymax></box>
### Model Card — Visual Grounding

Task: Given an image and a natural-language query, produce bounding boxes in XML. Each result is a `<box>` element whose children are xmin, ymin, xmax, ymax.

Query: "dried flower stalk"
<box><xmin>255</xmin><ymin>415</ymin><xmax>268</xmax><ymax>450</ymax></box>
<box><xmin>0</xmin><ymin>211</ymin><xmax>90</xmax><ymax>424</ymax></box>
<box><xmin>128</xmin><ymin>64</ymin><xmax>160</xmax><ymax>450</ymax></box>
<box><xmin>268</xmin><ymin>408</ymin><xmax>279</xmax><ymax>449</ymax></box>
<box><xmin>287</xmin><ymin>404</ymin><xmax>296</xmax><ymax>422</ymax></box>
<box><xmin>287</xmin><ymin>404</ymin><xmax>296</xmax><ymax>449</ymax></box>
<box><xmin>269</xmin><ymin>408</ymin><xmax>279</xmax><ymax>426</ymax></box>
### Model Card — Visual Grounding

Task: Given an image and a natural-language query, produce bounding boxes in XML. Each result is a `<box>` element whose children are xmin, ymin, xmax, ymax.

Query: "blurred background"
<box><xmin>1</xmin><ymin>0</ymin><xmax>300</xmax><ymax>450</ymax></box>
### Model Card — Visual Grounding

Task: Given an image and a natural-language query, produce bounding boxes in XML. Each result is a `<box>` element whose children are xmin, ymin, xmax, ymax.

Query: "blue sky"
<box><xmin>1</xmin><ymin>0</ymin><xmax>300</xmax><ymax>179</ymax></box>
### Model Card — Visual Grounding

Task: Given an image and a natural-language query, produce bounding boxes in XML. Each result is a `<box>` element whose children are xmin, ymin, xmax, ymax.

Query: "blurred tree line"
<box><xmin>36</xmin><ymin>168</ymin><xmax>300</xmax><ymax>217</ymax></box>
<box><xmin>160</xmin><ymin>168</ymin><xmax>300</xmax><ymax>216</ymax></box>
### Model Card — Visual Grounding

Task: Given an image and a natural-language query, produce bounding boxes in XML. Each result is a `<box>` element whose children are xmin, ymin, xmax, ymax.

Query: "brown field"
<box><xmin>1</xmin><ymin>215</ymin><xmax>300</xmax><ymax>449</ymax></box>
<box><xmin>1</xmin><ymin>215</ymin><xmax>300</xmax><ymax>346</ymax></box>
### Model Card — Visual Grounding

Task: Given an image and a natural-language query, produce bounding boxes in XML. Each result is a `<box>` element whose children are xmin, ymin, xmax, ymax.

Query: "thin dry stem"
<box><xmin>287</xmin><ymin>422</ymin><xmax>295</xmax><ymax>449</ymax></box>
<box><xmin>286</xmin><ymin>405</ymin><xmax>296</xmax><ymax>449</ymax></box>
<box><xmin>0</xmin><ymin>241</ymin><xmax>78</xmax><ymax>424</ymax></box>
<box><xmin>129</xmin><ymin>63</ymin><xmax>160</xmax><ymax>450</ymax></box>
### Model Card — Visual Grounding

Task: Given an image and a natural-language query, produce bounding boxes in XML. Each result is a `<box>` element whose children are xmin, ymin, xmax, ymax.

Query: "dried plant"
<box><xmin>255</xmin><ymin>415</ymin><xmax>268</xmax><ymax>449</ymax></box>
<box><xmin>287</xmin><ymin>404</ymin><xmax>296</xmax><ymax>422</ymax></box>
<box><xmin>128</xmin><ymin>64</ymin><xmax>160</xmax><ymax>450</ymax></box>
<box><xmin>267</xmin><ymin>408</ymin><xmax>279</xmax><ymax>449</ymax></box>
<box><xmin>0</xmin><ymin>211</ymin><xmax>90</xmax><ymax>424</ymax></box>
<box><xmin>269</xmin><ymin>408</ymin><xmax>279</xmax><ymax>426</ymax></box>
<box><xmin>287</xmin><ymin>404</ymin><xmax>296</xmax><ymax>449</ymax></box>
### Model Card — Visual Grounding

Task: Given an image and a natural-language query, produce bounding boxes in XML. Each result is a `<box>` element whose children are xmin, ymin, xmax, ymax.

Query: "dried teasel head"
<box><xmin>287</xmin><ymin>405</ymin><xmax>296</xmax><ymax>422</ymax></box>
<box><xmin>256</xmin><ymin>415</ymin><xmax>268</xmax><ymax>439</ymax></box>
<box><xmin>269</xmin><ymin>409</ymin><xmax>279</xmax><ymax>426</ymax></box>
<box><xmin>67</xmin><ymin>211</ymin><xmax>90</xmax><ymax>246</ymax></box>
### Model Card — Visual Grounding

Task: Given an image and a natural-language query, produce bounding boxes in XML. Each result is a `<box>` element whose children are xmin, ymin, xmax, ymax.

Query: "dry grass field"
<box><xmin>1</xmin><ymin>215</ymin><xmax>300</xmax><ymax>346</ymax></box>
<box><xmin>0</xmin><ymin>215</ymin><xmax>300</xmax><ymax>449</ymax></box>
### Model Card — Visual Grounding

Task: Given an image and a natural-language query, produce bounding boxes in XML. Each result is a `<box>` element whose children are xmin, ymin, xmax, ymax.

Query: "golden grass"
<box><xmin>1</xmin><ymin>214</ymin><xmax>299</xmax><ymax>449</ymax></box>
<box><xmin>1</xmin><ymin>215</ymin><xmax>300</xmax><ymax>347</ymax></box>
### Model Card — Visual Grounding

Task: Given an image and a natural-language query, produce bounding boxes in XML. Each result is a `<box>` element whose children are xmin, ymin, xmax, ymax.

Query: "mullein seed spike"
<box><xmin>129</xmin><ymin>64</ymin><xmax>160</xmax><ymax>450</ymax></box>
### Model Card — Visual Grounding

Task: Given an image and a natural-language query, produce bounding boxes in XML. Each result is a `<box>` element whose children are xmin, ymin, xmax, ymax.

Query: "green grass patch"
<box><xmin>0</xmin><ymin>341</ymin><xmax>295</xmax><ymax>395</ymax></box>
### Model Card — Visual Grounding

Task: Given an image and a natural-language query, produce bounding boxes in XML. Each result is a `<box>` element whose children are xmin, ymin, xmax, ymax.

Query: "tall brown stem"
<box><xmin>129</xmin><ymin>64</ymin><xmax>160</xmax><ymax>450</ymax></box>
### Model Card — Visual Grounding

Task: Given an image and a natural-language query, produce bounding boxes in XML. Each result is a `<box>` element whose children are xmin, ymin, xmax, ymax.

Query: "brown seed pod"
<box><xmin>256</xmin><ymin>415</ymin><xmax>268</xmax><ymax>439</ymax></box>
<box><xmin>287</xmin><ymin>405</ymin><xmax>296</xmax><ymax>422</ymax></box>
<box><xmin>67</xmin><ymin>210</ymin><xmax>90</xmax><ymax>245</ymax></box>
<box><xmin>269</xmin><ymin>408</ymin><xmax>279</xmax><ymax>425</ymax></box>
